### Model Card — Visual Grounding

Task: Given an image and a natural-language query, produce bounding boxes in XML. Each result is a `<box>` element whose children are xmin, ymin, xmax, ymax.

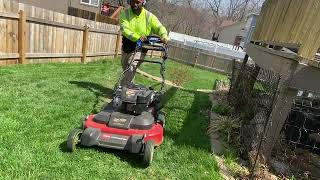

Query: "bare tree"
<box><xmin>225</xmin><ymin>0</ymin><xmax>248</xmax><ymax>21</ymax></box>
<box><xmin>204</xmin><ymin>0</ymin><xmax>263</xmax><ymax>21</ymax></box>
<box><xmin>146</xmin><ymin>0</ymin><xmax>264</xmax><ymax>39</ymax></box>
<box><xmin>246</xmin><ymin>0</ymin><xmax>264</xmax><ymax>14</ymax></box>
<box><xmin>205</xmin><ymin>0</ymin><xmax>222</xmax><ymax>18</ymax></box>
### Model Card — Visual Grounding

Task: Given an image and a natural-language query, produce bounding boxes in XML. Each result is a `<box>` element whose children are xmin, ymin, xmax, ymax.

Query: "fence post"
<box><xmin>172</xmin><ymin>45</ymin><xmax>176</xmax><ymax>60</ymax></box>
<box><xmin>18</xmin><ymin>10</ymin><xmax>26</xmax><ymax>64</ymax></box>
<box><xmin>94</xmin><ymin>12</ymin><xmax>98</xmax><ymax>22</ymax></box>
<box><xmin>81</xmin><ymin>25</ymin><xmax>89</xmax><ymax>63</ymax></box>
<box><xmin>194</xmin><ymin>51</ymin><xmax>199</xmax><ymax>67</ymax></box>
<box><xmin>114</xmin><ymin>30</ymin><xmax>121</xmax><ymax>58</ymax></box>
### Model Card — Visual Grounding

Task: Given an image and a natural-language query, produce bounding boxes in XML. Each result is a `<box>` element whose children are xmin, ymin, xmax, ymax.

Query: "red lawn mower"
<box><xmin>66</xmin><ymin>36</ymin><xmax>168</xmax><ymax>166</ymax></box>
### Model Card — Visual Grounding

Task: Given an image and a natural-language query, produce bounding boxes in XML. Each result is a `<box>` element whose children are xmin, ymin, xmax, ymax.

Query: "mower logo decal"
<box><xmin>100</xmin><ymin>134</ymin><xmax>111</xmax><ymax>140</ymax></box>
<box><xmin>113</xmin><ymin>118</ymin><xmax>127</xmax><ymax>123</ymax></box>
<box><xmin>126</xmin><ymin>89</ymin><xmax>137</xmax><ymax>97</ymax></box>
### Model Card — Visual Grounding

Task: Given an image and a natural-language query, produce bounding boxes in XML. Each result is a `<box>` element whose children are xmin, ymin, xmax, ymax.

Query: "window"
<box><xmin>80</xmin><ymin>0</ymin><xmax>99</xmax><ymax>7</ymax></box>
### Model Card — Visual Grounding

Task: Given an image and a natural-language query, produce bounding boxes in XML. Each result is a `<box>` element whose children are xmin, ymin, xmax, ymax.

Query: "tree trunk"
<box><xmin>228</xmin><ymin>54</ymin><xmax>260</xmax><ymax>116</ymax></box>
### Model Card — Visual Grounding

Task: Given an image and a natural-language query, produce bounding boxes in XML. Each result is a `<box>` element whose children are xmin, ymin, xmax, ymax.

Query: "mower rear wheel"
<box><xmin>67</xmin><ymin>128</ymin><xmax>83</xmax><ymax>152</ymax></box>
<box><xmin>158</xmin><ymin>111</ymin><xmax>166</xmax><ymax>127</ymax></box>
<box><xmin>143</xmin><ymin>141</ymin><xmax>154</xmax><ymax>166</ymax></box>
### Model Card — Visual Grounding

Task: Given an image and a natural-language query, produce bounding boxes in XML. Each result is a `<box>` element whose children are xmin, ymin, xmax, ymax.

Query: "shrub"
<box><xmin>212</xmin><ymin>103</ymin><xmax>233</xmax><ymax>116</ymax></box>
<box><xmin>169</xmin><ymin>67</ymin><xmax>192</xmax><ymax>86</ymax></box>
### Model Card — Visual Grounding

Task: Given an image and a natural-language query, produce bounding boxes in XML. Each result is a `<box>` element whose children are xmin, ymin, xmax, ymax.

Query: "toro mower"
<box><xmin>66</xmin><ymin>36</ymin><xmax>168</xmax><ymax>166</ymax></box>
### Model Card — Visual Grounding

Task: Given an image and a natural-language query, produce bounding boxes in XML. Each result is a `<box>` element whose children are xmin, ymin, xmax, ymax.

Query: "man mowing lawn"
<box><xmin>120</xmin><ymin>0</ymin><xmax>169</xmax><ymax>86</ymax></box>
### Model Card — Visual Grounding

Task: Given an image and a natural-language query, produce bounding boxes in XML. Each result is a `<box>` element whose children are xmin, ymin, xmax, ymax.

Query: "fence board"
<box><xmin>5</xmin><ymin>2</ymin><xmax>10</xmax><ymax>54</ymax></box>
<box><xmin>0</xmin><ymin>18</ymin><xmax>6</xmax><ymax>54</ymax></box>
<box><xmin>28</xmin><ymin>5</ymin><xmax>34</xmax><ymax>53</ymax></box>
<box><xmin>12</xmin><ymin>19</ymin><xmax>18</xmax><ymax>53</ymax></box>
<box><xmin>0</xmin><ymin>0</ymin><xmax>3</xmax><ymax>12</ymax></box>
<box><xmin>168</xmin><ymin>43</ymin><xmax>233</xmax><ymax>74</ymax></box>
<box><xmin>0</xmin><ymin>1</ymin><xmax>119</xmax><ymax>64</ymax></box>
<box><xmin>253</xmin><ymin>0</ymin><xmax>320</xmax><ymax>61</ymax></box>
<box><xmin>1</xmin><ymin>3</ymin><xmax>12</xmax><ymax>53</ymax></box>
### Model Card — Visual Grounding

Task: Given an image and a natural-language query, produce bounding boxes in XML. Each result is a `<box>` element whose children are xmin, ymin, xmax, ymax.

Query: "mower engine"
<box><xmin>113</xmin><ymin>83</ymin><xmax>158</xmax><ymax>115</ymax></box>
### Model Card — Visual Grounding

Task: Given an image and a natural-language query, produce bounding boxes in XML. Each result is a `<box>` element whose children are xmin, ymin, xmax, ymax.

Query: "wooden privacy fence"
<box><xmin>68</xmin><ymin>6</ymin><xmax>120</xmax><ymax>25</ymax></box>
<box><xmin>0</xmin><ymin>1</ymin><xmax>121</xmax><ymax>65</ymax></box>
<box><xmin>253</xmin><ymin>0</ymin><xmax>320</xmax><ymax>63</ymax></box>
<box><xmin>168</xmin><ymin>42</ymin><xmax>234</xmax><ymax>74</ymax></box>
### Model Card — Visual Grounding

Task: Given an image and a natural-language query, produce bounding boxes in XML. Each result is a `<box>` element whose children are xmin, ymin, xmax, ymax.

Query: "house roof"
<box><xmin>219</xmin><ymin>20</ymin><xmax>247</xmax><ymax>31</ymax></box>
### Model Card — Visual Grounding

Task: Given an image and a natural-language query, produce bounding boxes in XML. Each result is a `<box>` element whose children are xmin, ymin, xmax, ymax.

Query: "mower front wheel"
<box><xmin>143</xmin><ymin>141</ymin><xmax>154</xmax><ymax>166</ymax></box>
<box><xmin>67</xmin><ymin>128</ymin><xmax>83</xmax><ymax>152</ymax></box>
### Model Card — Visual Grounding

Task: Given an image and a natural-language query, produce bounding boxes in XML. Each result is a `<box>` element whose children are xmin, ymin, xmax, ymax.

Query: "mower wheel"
<box><xmin>67</xmin><ymin>128</ymin><xmax>83</xmax><ymax>152</ymax></box>
<box><xmin>143</xmin><ymin>141</ymin><xmax>154</xmax><ymax>166</ymax></box>
<box><xmin>158</xmin><ymin>112</ymin><xmax>166</xmax><ymax>127</ymax></box>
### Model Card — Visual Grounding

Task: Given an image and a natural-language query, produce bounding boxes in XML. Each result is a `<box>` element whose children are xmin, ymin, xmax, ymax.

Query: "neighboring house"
<box><xmin>20</xmin><ymin>0</ymin><xmax>122</xmax><ymax>24</ymax></box>
<box><xmin>20</xmin><ymin>0</ymin><xmax>101</xmax><ymax>14</ymax></box>
<box><xmin>218</xmin><ymin>20</ymin><xmax>246</xmax><ymax>46</ymax></box>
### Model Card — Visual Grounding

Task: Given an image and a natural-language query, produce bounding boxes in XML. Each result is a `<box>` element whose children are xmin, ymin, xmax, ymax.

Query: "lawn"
<box><xmin>0</xmin><ymin>58</ymin><xmax>226</xmax><ymax>179</ymax></box>
<box><xmin>139</xmin><ymin>57</ymin><xmax>227</xmax><ymax>90</ymax></box>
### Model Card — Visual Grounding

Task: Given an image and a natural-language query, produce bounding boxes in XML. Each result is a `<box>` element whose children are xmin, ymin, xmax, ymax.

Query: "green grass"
<box><xmin>0</xmin><ymin>58</ymin><xmax>226</xmax><ymax>179</ymax></box>
<box><xmin>222</xmin><ymin>145</ymin><xmax>247</xmax><ymax>177</ymax></box>
<box><xmin>139</xmin><ymin>57</ymin><xmax>228</xmax><ymax>90</ymax></box>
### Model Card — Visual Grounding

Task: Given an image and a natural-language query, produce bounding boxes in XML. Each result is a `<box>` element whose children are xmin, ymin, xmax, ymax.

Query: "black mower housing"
<box><xmin>80</xmin><ymin>127</ymin><xmax>144</xmax><ymax>153</ymax></box>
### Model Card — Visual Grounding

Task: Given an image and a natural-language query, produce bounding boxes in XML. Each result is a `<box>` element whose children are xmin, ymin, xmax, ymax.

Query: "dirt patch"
<box><xmin>168</xmin><ymin>67</ymin><xmax>192</xmax><ymax>86</ymax></box>
<box><xmin>136</xmin><ymin>69</ymin><xmax>183</xmax><ymax>88</ymax></box>
<box><xmin>272</xmin><ymin>142</ymin><xmax>320</xmax><ymax>179</ymax></box>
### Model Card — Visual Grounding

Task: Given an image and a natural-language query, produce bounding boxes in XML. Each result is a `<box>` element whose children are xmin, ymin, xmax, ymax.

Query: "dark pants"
<box><xmin>120</xmin><ymin>51</ymin><xmax>146</xmax><ymax>87</ymax></box>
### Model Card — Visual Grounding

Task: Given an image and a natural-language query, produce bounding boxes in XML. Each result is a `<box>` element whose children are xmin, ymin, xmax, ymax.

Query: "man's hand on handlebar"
<box><xmin>139</xmin><ymin>35</ymin><xmax>147</xmax><ymax>42</ymax></box>
<box><xmin>161</xmin><ymin>37</ymin><xmax>169</xmax><ymax>44</ymax></box>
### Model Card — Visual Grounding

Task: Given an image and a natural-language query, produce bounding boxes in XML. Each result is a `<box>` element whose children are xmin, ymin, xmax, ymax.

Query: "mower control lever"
<box><xmin>137</xmin><ymin>36</ymin><xmax>167</xmax><ymax>53</ymax></box>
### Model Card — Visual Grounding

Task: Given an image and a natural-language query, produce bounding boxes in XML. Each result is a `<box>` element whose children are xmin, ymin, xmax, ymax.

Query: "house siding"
<box><xmin>20</xmin><ymin>0</ymin><xmax>100</xmax><ymax>14</ymax></box>
<box><xmin>20</xmin><ymin>0</ymin><xmax>69</xmax><ymax>14</ymax></box>
<box><xmin>70</xmin><ymin>0</ymin><xmax>99</xmax><ymax>13</ymax></box>
<box><xmin>219</xmin><ymin>22</ymin><xmax>246</xmax><ymax>45</ymax></box>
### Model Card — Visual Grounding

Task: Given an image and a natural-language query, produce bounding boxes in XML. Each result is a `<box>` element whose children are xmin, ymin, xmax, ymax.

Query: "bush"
<box><xmin>169</xmin><ymin>67</ymin><xmax>192</xmax><ymax>86</ymax></box>
<box><xmin>207</xmin><ymin>116</ymin><xmax>240</xmax><ymax>143</ymax></box>
<box><xmin>212</xmin><ymin>103</ymin><xmax>233</xmax><ymax>116</ymax></box>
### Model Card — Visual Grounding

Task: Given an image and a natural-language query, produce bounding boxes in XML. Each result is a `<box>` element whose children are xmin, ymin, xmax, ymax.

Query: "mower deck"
<box><xmin>80</xmin><ymin>115</ymin><xmax>163</xmax><ymax>153</ymax></box>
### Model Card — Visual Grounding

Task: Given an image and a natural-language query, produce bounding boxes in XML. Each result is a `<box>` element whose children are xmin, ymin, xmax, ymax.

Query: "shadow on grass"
<box><xmin>161</xmin><ymin>86</ymin><xmax>179</xmax><ymax>109</ymax></box>
<box><xmin>59</xmin><ymin>141</ymin><xmax>68</xmax><ymax>152</ymax></box>
<box><xmin>163</xmin><ymin>88</ymin><xmax>212</xmax><ymax>152</ymax></box>
<box><xmin>69</xmin><ymin>81</ymin><xmax>114</xmax><ymax>114</ymax></box>
<box><xmin>59</xmin><ymin>141</ymin><xmax>147</xmax><ymax>169</ymax></box>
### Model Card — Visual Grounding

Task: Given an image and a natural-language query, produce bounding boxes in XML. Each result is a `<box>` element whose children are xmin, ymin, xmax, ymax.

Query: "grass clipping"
<box><xmin>169</xmin><ymin>67</ymin><xmax>192</xmax><ymax>86</ymax></box>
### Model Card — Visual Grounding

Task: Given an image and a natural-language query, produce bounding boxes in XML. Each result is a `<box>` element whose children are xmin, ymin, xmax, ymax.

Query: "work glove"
<box><xmin>139</xmin><ymin>35</ymin><xmax>147</xmax><ymax>42</ymax></box>
<box><xmin>137</xmin><ymin>36</ymin><xmax>147</xmax><ymax>47</ymax></box>
<box><xmin>161</xmin><ymin>37</ymin><xmax>169</xmax><ymax>44</ymax></box>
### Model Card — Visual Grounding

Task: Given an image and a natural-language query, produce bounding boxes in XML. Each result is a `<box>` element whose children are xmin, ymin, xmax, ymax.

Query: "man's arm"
<box><xmin>120</xmin><ymin>9</ymin><xmax>140</xmax><ymax>42</ymax></box>
<box><xmin>149</xmin><ymin>14</ymin><xmax>168</xmax><ymax>42</ymax></box>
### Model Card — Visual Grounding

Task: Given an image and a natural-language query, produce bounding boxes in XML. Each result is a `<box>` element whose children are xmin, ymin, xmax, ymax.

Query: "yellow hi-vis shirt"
<box><xmin>120</xmin><ymin>7</ymin><xmax>168</xmax><ymax>42</ymax></box>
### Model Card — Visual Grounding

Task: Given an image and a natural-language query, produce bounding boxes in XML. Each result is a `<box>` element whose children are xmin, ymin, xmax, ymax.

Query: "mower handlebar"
<box><xmin>136</xmin><ymin>36</ymin><xmax>168</xmax><ymax>59</ymax></box>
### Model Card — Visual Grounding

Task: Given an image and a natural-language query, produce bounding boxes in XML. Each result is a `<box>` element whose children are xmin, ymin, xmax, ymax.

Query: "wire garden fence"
<box><xmin>229</xmin><ymin>61</ymin><xmax>320</xmax><ymax>179</ymax></box>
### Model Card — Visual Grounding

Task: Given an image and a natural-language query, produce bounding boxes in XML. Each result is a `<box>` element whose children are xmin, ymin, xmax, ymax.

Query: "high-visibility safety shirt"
<box><xmin>120</xmin><ymin>7</ymin><xmax>168</xmax><ymax>42</ymax></box>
